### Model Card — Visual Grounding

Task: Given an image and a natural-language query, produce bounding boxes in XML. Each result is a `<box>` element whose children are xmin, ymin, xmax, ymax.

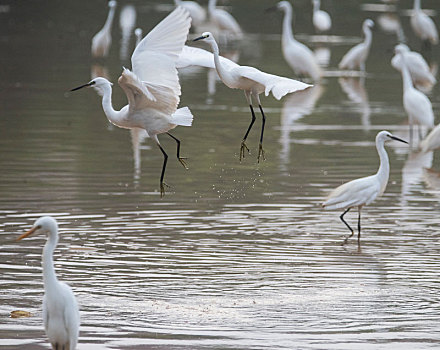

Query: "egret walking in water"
<box><xmin>72</xmin><ymin>7</ymin><xmax>193</xmax><ymax>196</ymax></box>
<box><xmin>312</xmin><ymin>0</ymin><xmax>331</xmax><ymax>33</ymax></box>
<box><xmin>192</xmin><ymin>32</ymin><xmax>311</xmax><ymax>162</ymax></box>
<box><xmin>410</xmin><ymin>0</ymin><xmax>438</xmax><ymax>47</ymax></box>
<box><xmin>91</xmin><ymin>0</ymin><xmax>117</xmax><ymax>58</ymax></box>
<box><xmin>17</xmin><ymin>216</ymin><xmax>80</xmax><ymax>350</ymax></box>
<box><xmin>339</xmin><ymin>19</ymin><xmax>374</xmax><ymax>71</ymax></box>
<box><xmin>270</xmin><ymin>1</ymin><xmax>322</xmax><ymax>81</ymax></box>
<box><xmin>322</xmin><ymin>131</ymin><xmax>408</xmax><ymax>244</ymax></box>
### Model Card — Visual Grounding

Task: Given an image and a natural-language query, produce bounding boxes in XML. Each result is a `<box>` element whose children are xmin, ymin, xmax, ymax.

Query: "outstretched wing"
<box><xmin>176</xmin><ymin>45</ymin><xmax>239</xmax><ymax>70</ymax></box>
<box><xmin>131</xmin><ymin>7</ymin><xmax>191</xmax><ymax>109</ymax></box>
<box><xmin>239</xmin><ymin>67</ymin><xmax>312</xmax><ymax>100</ymax></box>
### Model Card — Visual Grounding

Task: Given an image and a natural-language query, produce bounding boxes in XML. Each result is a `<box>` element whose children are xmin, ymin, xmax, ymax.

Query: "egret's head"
<box><xmin>108</xmin><ymin>0</ymin><xmax>117</xmax><ymax>9</ymax></box>
<box><xmin>17</xmin><ymin>216</ymin><xmax>58</xmax><ymax>241</ymax></box>
<box><xmin>394</xmin><ymin>43</ymin><xmax>409</xmax><ymax>55</ymax></box>
<box><xmin>363</xmin><ymin>19</ymin><xmax>374</xmax><ymax>29</ymax></box>
<box><xmin>377</xmin><ymin>130</ymin><xmax>408</xmax><ymax>145</ymax></box>
<box><xmin>70</xmin><ymin>77</ymin><xmax>112</xmax><ymax>96</ymax></box>
<box><xmin>276</xmin><ymin>1</ymin><xmax>292</xmax><ymax>12</ymax></box>
<box><xmin>193</xmin><ymin>32</ymin><xmax>214</xmax><ymax>43</ymax></box>
<box><xmin>134</xmin><ymin>28</ymin><xmax>142</xmax><ymax>37</ymax></box>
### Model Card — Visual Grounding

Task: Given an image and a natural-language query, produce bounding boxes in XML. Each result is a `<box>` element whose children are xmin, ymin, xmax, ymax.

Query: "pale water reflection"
<box><xmin>1</xmin><ymin>0</ymin><xmax>440</xmax><ymax>349</ymax></box>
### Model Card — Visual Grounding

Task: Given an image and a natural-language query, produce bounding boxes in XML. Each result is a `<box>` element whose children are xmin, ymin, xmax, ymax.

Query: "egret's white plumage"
<box><xmin>410</xmin><ymin>0</ymin><xmax>438</xmax><ymax>45</ymax></box>
<box><xmin>208</xmin><ymin>0</ymin><xmax>243</xmax><ymax>38</ymax></box>
<box><xmin>91</xmin><ymin>0</ymin><xmax>117</xmax><ymax>58</ymax></box>
<box><xmin>72</xmin><ymin>7</ymin><xmax>193</xmax><ymax>196</ymax></box>
<box><xmin>323</xmin><ymin>131</ymin><xmax>408</xmax><ymax>243</ymax></box>
<box><xmin>312</xmin><ymin>0</ymin><xmax>331</xmax><ymax>32</ymax></box>
<box><xmin>420</xmin><ymin>123</ymin><xmax>440</xmax><ymax>152</ymax></box>
<box><xmin>192</xmin><ymin>32</ymin><xmax>312</xmax><ymax>161</ymax></box>
<box><xmin>274</xmin><ymin>1</ymin><xmax>322</xmax><ymax>81</ymax></box>
<box><xmin>339</xmin><ymin>19</ymin><xmax>374</xmax><ymax>71</ymax></box>
<box><xmin>391</xmin><ymin>44</ymin><xmax>436</xmax><ymax>90</ymax></box>
<box><xmin>395</xmin><ymin>45</ymin><xmax>434</xmax><ymax>131</ymax></box>
<box><xmin>175</xmin><ymin>0</ymin><xmax>206</xmax><ymax>27</ymax></box>
<box><xmin>17</xmin><ymin>216</ymin><xmax>80</xmax><ymax>350</ymax></box>
<box><xmin>119</xmin><ymin>4</ymin><xmax>137</xmax><ymax>61</ymax></box>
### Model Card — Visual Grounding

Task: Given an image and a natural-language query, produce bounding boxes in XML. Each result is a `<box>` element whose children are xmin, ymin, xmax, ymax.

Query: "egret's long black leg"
<box><xmin>357</xmin><ymin>208</ymin><xmax>362</xmax><ymax>243</ymax></box>
<box><xmin>240</xmin><ymin>104</ymin><xmax>257</xmax><ymax>161</ymax></box>
<box><xmin>157</xmin><ymin>143</ymin><xmax>169</xmax><ymax>197</ymax></box>
<box><xmin>340</xmin><ymin>208</ymin><xmax>354</xmax><ymax>244</ymax></box>
<box><xmin>167</xmin><ymin>132</ymin><xmax>188</xmax><ymax>169</ymax></box>
<box><xmin>257</xmin><ymin>104</ymin><xmax>267</xmax><ymax>163</ymax></box>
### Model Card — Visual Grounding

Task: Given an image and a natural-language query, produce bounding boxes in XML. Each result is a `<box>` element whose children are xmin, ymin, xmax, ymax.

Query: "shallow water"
<box><xmin>1</xmin><ymin>0</ymin><xmax>440</xmax><ymax>349</ymax></box>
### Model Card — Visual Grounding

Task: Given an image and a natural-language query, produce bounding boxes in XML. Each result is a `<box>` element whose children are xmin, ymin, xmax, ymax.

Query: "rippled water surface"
<box><xmin>1</xmin><ymin>0</ymin><xmax>440</xmax><ymax>349</ymax></box>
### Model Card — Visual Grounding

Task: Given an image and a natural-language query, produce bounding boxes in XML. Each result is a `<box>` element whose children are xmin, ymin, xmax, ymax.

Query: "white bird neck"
<box><xmin>207</xmin><ymin>38</ymin><xmax>231</xmax><ymax>86</ymax></box>
<box><xmin>399</xmin><ymin>54</ymin><xmax>414</xmax><ymax>92</ymax></box>
<box><xmin>375</xmin><ymin>138</ymin><xmax>390</xmax><ymax>195</ymax></box>
<box><xmin>42</xmin><ymin>231</ymin><xmax>60</xmax><ymax>292</ymax></box>
<box><xmin>208</xmin><ymin>0</ymin><xmax>217</xmax><ymax>14</ymax></box>
<box><xmin>413</xmin><ymin>0</ymin><xmax>421</xmax><ymax>10</ymax></box>
<box><xmin>313</xmin><ymin>0</ymin><xmax>320</xmax><ymax>13</ymax></box>
<box><xmin>100</xmin><ymin>84</ymin><xmax>125</xmax><ymax>126</ymax></box>
<box><xmin>281</xmin><ymin>5</ymin><xmax>295</xmax><ymax>45</ymax></box>
<box><xmin>363</xmin><ymin>25</ymin><xmax>372</xmax><ymax>48</ymax></box>
<box><xmin>104</xmin><ymin>4</ymin><xmax>116</xmax><ymax>32</ymax></box>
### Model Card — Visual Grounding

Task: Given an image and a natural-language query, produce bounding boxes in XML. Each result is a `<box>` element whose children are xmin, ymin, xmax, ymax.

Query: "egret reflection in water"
<box><xmin>339</xmin><ymin>77</ymin><xmax>371</xmax><ymax>130</ymax></box>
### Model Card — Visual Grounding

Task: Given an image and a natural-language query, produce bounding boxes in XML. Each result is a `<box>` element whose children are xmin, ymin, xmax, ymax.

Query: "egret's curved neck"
<box><xmin>363</xmin><ymin>26</ymin><xmax>372</xmax><ymax>48</ymax></box>
<box><xmin>281</xmin><ymin>6</ymin><xmax>295</xmax><ymax>45</ymax></box>
<box><xmin>376</xmin><ymin>140</ymin><xmax>390</xmax><ymax>193</ymax></box>
<box><xmin>104</xmin><ymin>5</ymin><xmax>116</xmax><ymax>31</ymax></box>
<box><xmin>313</xmin><ymin>0</ymin><xmax>320</xmax><ymax>12</ymax></box>
<box><xmin>208</xmin><ymin>39</ymin><xmax>230</xmax><ymax>85</ymax></box>
<box><xmin>208</xmin><ymin>0</ymin><xmax>217</xmax><ymax>14</ymax></box>
<box><xmin>413</xmin><ymin>0</ymin><xmax>421</xmax><ymax>10</ymax></box>
<box><xmin>42</xmin><ymin>232</ymin><xmax>59</xmax><ymax>292</ymax></box>
<box><xmin>100</xmin><ymin>85</ymin><xmax>124</xmax><ymax>125</ymax></box>
<box><xmin>400</xmin><ymin>55</ymin><xmax>413</xmax><ymax>92</ymax></box>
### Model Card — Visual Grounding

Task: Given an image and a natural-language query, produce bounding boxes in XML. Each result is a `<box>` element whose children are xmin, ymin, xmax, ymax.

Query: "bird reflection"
<box><xmin>130</xmin><ymin>128</ymin><xmax>150</xmax><ymax>184</ymax></box>
<box><xmin>423</xmin><ymin>167</ymin><xmax>440</xmax><ymax>192</ymax></box>
<box><xmin>119</xmin><ymin>5</ymin><xmax>137</xmax><ymax>62</ymax></box>
<box><xmin>314</xmin><ymin>46</ymin><xmax>331</xmax><ymax>67</ymax></box>
<box><xmin>279</xmin><ymin>85</ymin><xmax>323</xmax><ymax>163</ymax></box>
<box><xmin>339</xmin><ymin>77</ymin><xmax>371</xmax><ymax>130</ymax></box>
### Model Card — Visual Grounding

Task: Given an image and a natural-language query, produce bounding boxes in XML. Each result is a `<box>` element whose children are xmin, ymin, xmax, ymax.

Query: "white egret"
<box><xmin>395</xmin><ymin>45</ymin><xmax>434</xmax><ymax>138</ymax></box>
<box><xmin>175</xmin><ymin>0</ymin><xmax>206</xmax><ymax>27</ymax></box>
<box><xmin>208</xmin><ymin>0</ymin><xmax>243</xmax><ymax>38</ymax></box>
<box><xmin>410</xmin><ymin>0</ymin><xmax>438</xmax><ymax>46</ymax></box>
<box><xmin>339</xmin><ymin>19</ymin><xmax>374</xmax><ymax>71</ymax></box>
<box><xmin>391</xmin><ymin>44</ymin><xmax>436</xmax><ymax>90</ymax></box>
<box><xmin>119</xmin><ymin>4</ymin><xmax>137</xmax><ymax>61</ymax></box>
<box><xmin>271</xmin><ymin>1</ymin><xmax>322</xmax><ymax>81</ymax></box>
<box><xmin>312</xmin><ymin>0</ymin><xmax>331</xmax><ymax>33</ymax></box>
<box><xmin>72</xmin><ymin>7</ymin><xmax>193</xmax><ymax>197</ymax></box>
<box><xmin>322</xmin><ymin>131</ymin><xmax>408</xmax><ymax>244</ymax></box>
<box><xmin>17</xmin><ymin>216</ymin><xmax>80</xmax><ymax>350</ymax></box>
<box><xmin>91</xmin><ymin>0</ymin><xmax>117</xmax><ymax>58</ymax></box>
<box><xmin>191</xmin><ymin>33</ymin><xmax>312</xmax><ymax>162</ymax></box>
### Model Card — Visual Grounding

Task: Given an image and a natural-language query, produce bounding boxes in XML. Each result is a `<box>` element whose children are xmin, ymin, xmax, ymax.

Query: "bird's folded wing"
<box><xmin>239</xmin><ymin>67</ymin><xmax>312</xmax><ymax>100</ymax></box>
<box><xmin>176</xmin><ymin>45</ymin><xmax>239</xmax><ymax>70</ymax></box>
<box><xmin>131</xmin><ymin>6</ymin><xmax>191</xmax><ymax>98</ymax></box>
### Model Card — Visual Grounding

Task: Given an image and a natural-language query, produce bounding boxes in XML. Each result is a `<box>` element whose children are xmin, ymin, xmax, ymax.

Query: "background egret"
<box><xmin>312</xmin><ymin>0</ymin><xmax>331</xmax><ymax>33</ymax></box>
<box><xmin>17</xmin><ymin>216</ymin><xmax>80</xmax><ymax>350</ymax></box>
<box><xmin>91</xmin><ymin>0</ymin><xmax>117</xmax><ymax>58</ymax></box>
<box><xmin>175</xmin><ymin>0</ymin><xmax>206</xmax><ymax>27</ymax></box>
<box><xmin>119</xmin><ymin>4</ymin><xmax>137</xmax><ymax>61</ymax></box>
<box><xmin>410</xmin><ymin>0</ymin><xmax>438</xmax><ymax>47</ymax></box>
<box><xmin>208</xmin><ymin>0</ymin><xmax>243</xmax><ymax>39</ymax></box>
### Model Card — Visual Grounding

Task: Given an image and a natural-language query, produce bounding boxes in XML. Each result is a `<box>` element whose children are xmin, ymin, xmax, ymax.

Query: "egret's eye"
<box><xmin>90</xmin><ymin>81</ymin><xmax>96</xmax><ymax>85</ymax></box>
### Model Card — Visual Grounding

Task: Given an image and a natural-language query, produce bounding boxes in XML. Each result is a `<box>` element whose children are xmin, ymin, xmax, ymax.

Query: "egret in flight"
<box><xmin>17</xmin><ymin>216</ymin><xmax>80</xmax><ymax>350</ymax></box>
<box><xmin>312</xmin><ymin>0</ymin><xmax>331</xmax><ymax>33</ymax></box>
<box><xmin>91</xmin><ymin>0</ymin><xmax>117</xmax><ymax>58</ymax></box>
<box><xmin>191</xmin><ymin>33</ymin><xmax>311</xmax><ymax>162</ymax></box>
<box><xmin>410</xmin><ymin>0</ymin><xmax>438</xmax><ymax>47</ymax></box>
<box><xmin>322</xmin><ymin>131</ymin><xmax>408</xmax><ymax>244</ymax></box>
<box><xmin>72</xmin><ymin>7</ymin><xmax>193</xmax><ymax>196</ymax></box>
<box><xmin>339</xmin><ymin>19</ymin><xmax>374</xmax><ymax>71</ymax></box>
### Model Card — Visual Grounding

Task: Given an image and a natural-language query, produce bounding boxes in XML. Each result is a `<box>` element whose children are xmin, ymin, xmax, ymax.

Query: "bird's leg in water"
<box><xmin>167</xmin><ymin>132</ymin><xmax>188</xmax><ymax>169</ymax></box>
<box><xmin>240</xmin><ymin>104</ymin><xmax>256</xmax><ymax>161</ymax></box>
<box><xmin>340</xmin><ymin>208</ymin><xmax>354</xmax><ymax>244</ymax></box>
<box><xmin>157</xmin><ymin>143</ymin><xmax>169</xmax><ymax>197</ymax></box>
<box><xmin>258</xmin><ymin>104</ymin><xmax>267</xmax><ymax>163</ymax></box>
<box><xmin>357</xmin><ymin>208</ymin><xmax>362</xmax><ymax>242</ymax></box>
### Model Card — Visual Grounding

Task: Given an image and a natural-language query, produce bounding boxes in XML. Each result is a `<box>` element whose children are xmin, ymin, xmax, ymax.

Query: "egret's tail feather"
<box><xmin>171</xmin><ymin>107</ymin><xmax>193</xmax><ymax>126</ymax></box>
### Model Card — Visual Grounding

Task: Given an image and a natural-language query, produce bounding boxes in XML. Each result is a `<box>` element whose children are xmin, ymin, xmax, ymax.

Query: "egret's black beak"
<box><xmin>70</xmin><ymin>81</ymin><xmax>95</xmax><ymax>92</ymax></box>
<box><xmin>193</xmin><ymin>35</ymin><xmax>205</xmax><ymax>42</ymax></box>
<box><xmin>389</xmin><ymin>135</ymin><xmax>408</xmax><ymax>144</ymax></box>
<box><xmin>265</xmin><ymin>5</ymin><xmax>277</xmax><ymax>13</ymax></box>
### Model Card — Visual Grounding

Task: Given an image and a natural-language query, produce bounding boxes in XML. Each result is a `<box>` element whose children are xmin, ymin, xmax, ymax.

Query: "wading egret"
<box><xmin>322</xmin><ymin>131</ymin><xmax>408</xmax><ymax>244</ymax></box>
<box><xmin>339</xmin><ymin>19</ymin><xmax>374</xmax><ymax>71</ymax></box>
<box><xmin>175</xmin><ymin>0</ymin><xmax>206</xmax><ymax>27</ymax></box>
<box><xmin>410</xmin><ymin>0</ymin><xmax>438</xmax><ymax>46</ymax></box>
<box><xmin>91</xmin><ymin>0</ymin><xmax>117</xmax><ymax>58</ymax></box>
<box><xmin>391</xmin><ymin>43</ymin><xmax>436</xmax><ymax>90</ymax></box>
<box><xmin>72</xmin><ymin>7</ymin><xmax>193</xmax><ymax>197</ymax></box>
<box><xmin>271</xmin><ymin>1</ymin><xmax>322</xmax><ymax>81</ymax></box>
<box><xmin>192</xmin><ymin>33</ymin><xmax>312</xmax><ymax>162</ymax></box>
<box><xmin>17</xmin><ymin>216</ymin><xmax>80</xmax><ymax>350</ymax></box>
<box><xmin>312</xmin><ymin>0</ymin><xmax>331</xmax><ymax>33</ymax></box>
<box><xmin>208</xmin><ymin>0</ymin><xmax>243</xmax><ymax>38</ymax></box>
<box><xmin>395</xmin><ymin>45</ymin><xmax>434</xmax><ymax>137</ymax></box>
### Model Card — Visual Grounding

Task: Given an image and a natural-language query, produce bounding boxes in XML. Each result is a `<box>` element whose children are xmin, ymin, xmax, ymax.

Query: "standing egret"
<box><xmin>322</xmin><ymin>131</ymin><xmax>408</xmax><ymax>244</ymax></box>
<box><xmin>91</xmin><ymin>0</ymin><xmax>117</xmax><ymax>58</ymax></box>
<box><xmin>312</xmin><ymin>0</ymin><xmax>331</xmax><ymax>33</ymax></box>
<box><xmin>17</xmin><ymin>216</ymin><xmax>80</xmax><ymax>350</ymax></box>
<box><xmin>395</xmin><ymin>45</ymin><xmax>434</xmax><ymax>140</ymax></box>
<box><xmin>208</xmin><ymin>0</ymin><xmax>243</xmax><ymax>38</ymax></box>
<box><xmin>391</xmin><ymin>43</ymin><xmax>436</xmax><ymax>91</ymax></box>
<box><xmin>339</xmin><ymin>19</ymin><xmax>374</xmax><ymax>71</ymax></box>
<box><xmin>72</xmin><ymin>7</ymin><xmax>193</xmax><ymax>196</ymax></box>
<box><xmin>119</xmin><ymin>4</ymin><xmax>137</xmax><ymax>61</ymax></box>
<box><xmin>175</xmin><ymin>0</ymin><xmax>206</xmax><ymax>27</ymax></box>
<box><xmin>271</xmin><ymin>1</ymin><xmax>322</xmax><ymax>81</ymax></box>
<box><xmin>410</xmin><ymin>0</ymin><xmax>438</xmax><ymax>47</ymax></box>
<box><xmin>192</xmin><ymin>33</ymin><xmax>312</xmax><ymax>162</ymax></box>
